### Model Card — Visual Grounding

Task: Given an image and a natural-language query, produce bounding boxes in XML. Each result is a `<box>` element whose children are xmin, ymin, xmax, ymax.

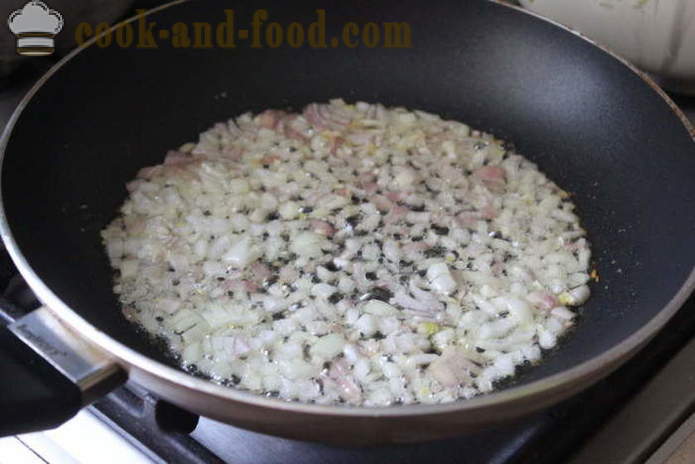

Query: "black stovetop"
<box><xmin>2</xmin><ymin>52</ymin><xmax>695</xmax><ymax>464</ymax></box>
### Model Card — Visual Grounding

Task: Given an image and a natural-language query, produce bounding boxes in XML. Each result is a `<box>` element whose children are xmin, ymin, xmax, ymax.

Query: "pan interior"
<box><xmin>3</xmin><ymin>0</ymin><xmax>695</xmax><ymax>393</ymax></box>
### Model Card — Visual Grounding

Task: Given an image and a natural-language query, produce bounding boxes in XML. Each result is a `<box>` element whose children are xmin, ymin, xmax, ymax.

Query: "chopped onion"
<box><xmin>103</xmin><ymin>100</ymin><xmax>592</xmax><ymax>407</ymax></box>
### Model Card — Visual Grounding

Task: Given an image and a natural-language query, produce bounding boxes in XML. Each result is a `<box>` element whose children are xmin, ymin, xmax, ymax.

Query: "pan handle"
<box><xmin>0</xmin><ymin>306</ymin><xmax>125</xmax><ymax>437</ymax></box>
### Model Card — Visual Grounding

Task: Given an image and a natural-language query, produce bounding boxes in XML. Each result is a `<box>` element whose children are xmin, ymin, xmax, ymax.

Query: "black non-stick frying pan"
<box><xmin>1</xmin><ymin>0</ymin><xmax>694</xmax><ymax>444</ymax></box>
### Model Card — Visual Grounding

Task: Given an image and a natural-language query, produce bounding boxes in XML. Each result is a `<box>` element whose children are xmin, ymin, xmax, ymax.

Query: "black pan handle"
<box><xmin>0</xmin><ymin>324</ymin><xmax>82</xmax><ymax>435</ymax></box>
<box><xmin>0</xmin><ymin>306</ymin><xmax>125</xmax><ymax>437</ymax></box>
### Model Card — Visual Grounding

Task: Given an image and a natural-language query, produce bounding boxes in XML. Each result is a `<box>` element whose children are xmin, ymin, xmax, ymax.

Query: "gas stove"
<box><xmin>1</xmin><ymin>59</ymin><xmax>694</xmax><ymax>464</ymax></box>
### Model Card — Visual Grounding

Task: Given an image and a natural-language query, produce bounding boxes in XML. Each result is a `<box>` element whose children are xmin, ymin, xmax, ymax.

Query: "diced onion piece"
<box><xmin>499</xmin><ymin>296</ymin><xmax>533</xmax><ymax>324</ymax></box>
<box><xmin>222</xmin><ymin>236</ymin><xmax>261</xmax><ymax>268</ymax></box>
<box><xmin>311</xmin><ymin>283</ymin><xmax>337</xmax><ymax>299</ymax></box>
<box><xmin>363</xmin><ymin>300</ymin><xmax>397</xmax><ymax>316</ymax></box>
<box><xmin>119</xmin><ymin>259</ymin><xmax>139</xmax><ymax>279</ymax></box>
<box><xmin>279</xmin><ymin>201</ymin><xmax>300</xmax><ymax>219</ymax></box>
<box><xmin>426</xmin><ymin>262</ymin><xmax>457</xmax><ymax>295</ymax></box>
<box><xmin>355</xmin><ymin>314</ymin><xmax>377</xmax><ymax>337</ymax></box>
<box><xmin>310</xmin><ymin>333</ymin><xmax>346</xmax><ymax>360</ymax></box>
<box><xmin>550</xmin><ymin>306</ymin><xmax>575</xmax><ymax>320</ymax></box>
<box><xmin>291</xmin><ymin>231</ymin><xmax>325</xmax><ymax>258</ymax></box>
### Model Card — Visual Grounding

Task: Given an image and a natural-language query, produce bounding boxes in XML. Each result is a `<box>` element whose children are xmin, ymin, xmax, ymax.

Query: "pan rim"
<box><xmin>0</xmin><ymin>0</ymin><xmax>694</xmax><ymax>418</ymax></box>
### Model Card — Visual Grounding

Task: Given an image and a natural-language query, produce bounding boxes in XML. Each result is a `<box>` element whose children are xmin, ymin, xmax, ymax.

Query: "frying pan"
<box><xmin>1</xmin><ymin>0</ymin><xmax>694</xmax><ymax>445</ymax></box>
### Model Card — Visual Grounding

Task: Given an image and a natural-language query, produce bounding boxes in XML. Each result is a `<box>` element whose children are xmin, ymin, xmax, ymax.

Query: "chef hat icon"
<box><xmin>8</xmin><ymin>1</ymin><xmax>64</xmax><ymax>56</ymax></box>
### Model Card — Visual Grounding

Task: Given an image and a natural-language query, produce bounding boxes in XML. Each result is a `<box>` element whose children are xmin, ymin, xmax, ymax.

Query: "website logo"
<box><xmin>8</xmin><ymin>1</ymin><xmax>63</xmax><ymax>56</ymax></box>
